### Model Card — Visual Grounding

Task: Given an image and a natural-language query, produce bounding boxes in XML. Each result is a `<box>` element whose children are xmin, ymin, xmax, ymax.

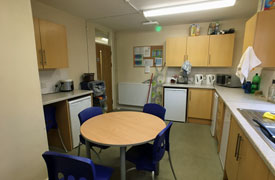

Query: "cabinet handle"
<box><xmin>208</xmin><ymin>54</ymin><xmax>211</xmax><ymax>65</ymax></box>
<box><xmin>236</xmin><ymin>135</ymin><xmax>242</xmax><ymax>161</ymax></box>
<box><xmin>39</xmin><ymin>49</ymin><xmax>43</xmax><ymax>65</ymax></box>
<box><xmin>43</xmin><ymin>50</ymin><xmax>47</xmax><ymax>65</ymax></box>
<box><xmin>234</xmin><ymin>133</ymin><xmax>240</xmax><ymax>158</ymax></box>
<box><xmin>189</xmin><ymin>91</ymin><xmax>191</xmax><ymax>101</ymax></box>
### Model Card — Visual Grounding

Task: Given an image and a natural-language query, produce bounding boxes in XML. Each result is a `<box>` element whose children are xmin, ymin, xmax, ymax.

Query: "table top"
<box><xmin>80</xmin><ymin>111</ymin><xmax>166</xmax><ymax>146</ymax></box>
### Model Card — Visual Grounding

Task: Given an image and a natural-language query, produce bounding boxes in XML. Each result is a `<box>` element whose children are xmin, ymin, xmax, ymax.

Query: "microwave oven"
<box><xmin>216</xmin><ymin>74</ymin><xmax>242</xmax><ymax>88</ymax></box>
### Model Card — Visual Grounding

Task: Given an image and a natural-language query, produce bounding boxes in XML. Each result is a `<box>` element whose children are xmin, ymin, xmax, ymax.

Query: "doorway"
<box><xmin>96</xmin><ymin>43</ymin><xmax>113</xmax><ymax>112</ymax></box>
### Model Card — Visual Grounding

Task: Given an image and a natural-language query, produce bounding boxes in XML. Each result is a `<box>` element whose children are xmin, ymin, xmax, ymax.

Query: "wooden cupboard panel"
<box><xmin>166</xmin><ymin>37</ymin><xmax>187</xmax><ymax>67</ymax></box>
<box><xmin>209</xmin><ymin>34</ymin><xmax>235</xmax><ymax>67</ymax></box>
<box><xmin>187</xmin><ymin>36</ymin><xmax>209</xmax><ymax>67</ymax></box>
<box><xmin>33</xmin><ymin>17</ymin><xmax>43</xmax><ymax>69</ymax></box>
<box><xmin>225</xmin><ymin>117</ymin><xmax>242</xmax><ymax>180</ymax></box>
<box><xmin>39</xmin><ymin>19</ymin><xmax>69</xmax><ymax>69</ymax></box>
<box><xmin>254</xmin><ymin>10</ymin><xmax>275</xmax><ymax>67</ymax></box>
<box><xmin>237</xmin><ymin>135</ymin><xmax>269</xmax><ymax>180</ymax></box>
<box><xmin>242</xmin><ymin>14</ymin><xmax>258</xmax><ymax>53</ymax></box>
<box><xmin>269</xmin><ymin>172</ymin><xmax>275</xmax><ymax>180</ymax></box>
<box><xmin>188</xmin><ymin>89</ymin><xmax>213</xmax><ymax>120</ymax></box>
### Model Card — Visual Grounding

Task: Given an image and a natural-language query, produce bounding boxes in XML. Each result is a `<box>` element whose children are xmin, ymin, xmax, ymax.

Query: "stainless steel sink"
<box><xmin>238</xmin><ymin>109</ymin><xmax>275</xmax><ymax>151</ymax></box>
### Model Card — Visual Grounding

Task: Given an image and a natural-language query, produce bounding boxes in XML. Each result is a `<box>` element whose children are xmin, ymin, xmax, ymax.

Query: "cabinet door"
<box><xmin>242</xmin><ymin>14</ymin><xmax>258</xmax><ymax>53</ymax></box>
<box><xmin>269</xmin><ymin>172</ymin><xmax>275</xmax><ymax>180</ymax></box>
<box><xmin>39</xmin><ymin>19</ymin><xmax>69</xmax><ymax>69</ymax></box>
<box><xmin>188</xmin><ymin>89</ymin><xmax>213</xmax><ymax>120</ymax></box>
<box><xmin>33</xmin><ymin>18</ymin><xmax>43</xmax><ymax>69</ymax></box>
<box><xmin>225</xmin><ymin>117</ymin><xmax>242</xmax><ymax>180</ymax></box>
<box><xmin>166</xmin><ymin>37</ymin><xmax>187</xmax><ymax>67</ymax></box>
<box><xmin>209</xmin><ymin>34</ymin><xmax>235</xmax><ymax>67</ymax></box>
<box><xmin>254</xmin><ymin>10</ymin><xmax>275</xmax><ymax>67</ymax></box>
<box><xmin>237</xmin><ymin>134</ymin><xmax>269</xmax><ymax>180</ymax></box>
<box><xmin>187</xmin><ymin>36</ymin><xmax>209</xmax><ymax>67</ymax></box>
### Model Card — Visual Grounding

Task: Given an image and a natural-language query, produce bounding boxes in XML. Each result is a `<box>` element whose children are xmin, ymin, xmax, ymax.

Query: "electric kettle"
<box><xmin>195</xmin><ymin>74</ymin><xmax>203</xmax><ymax>85</ymax></box>
<box><xmin>206</xmin><ymin>74</ymin><xmax>216</xmax><ymax>85</ymax></box>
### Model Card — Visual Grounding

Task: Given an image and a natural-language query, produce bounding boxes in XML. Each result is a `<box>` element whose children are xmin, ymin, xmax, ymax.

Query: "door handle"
<box><xmin>208</xmin><ymin>54</ymin><xmax>211</xmax><ymax>65</ymax></box>
<box><xmin>189</xmin><ymin>91</ymin><xmax>191</xmax><ymax>101</ymax></box>
<box><xmin>236</xmin><ymin>135</ymin><xmax>242</xmax><ymax>161</ymax></box>
<box><xmin>43</xmin><ymin>50</ymin><xmax>47</xmax><ymax>65</ymax></box>
<box><xmin>234</xmin><ymin>133</ymin><xmax>240</xmax><ymax>158</ymax></box>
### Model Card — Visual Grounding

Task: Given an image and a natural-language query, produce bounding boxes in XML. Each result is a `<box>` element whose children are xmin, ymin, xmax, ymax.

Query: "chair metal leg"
<box><xmin>168</xmin><ymin>152</ymin><xmax>177</xmax><ymax>180</ymax></box>
<box><xmin>57</xmin><ymin>128</ymin><xmax>68</xmax><ymax>152</ymax></box>
<box><xmin>155</xmin><ymin>162</ymin><xmax>160</xmax><ymax>176</ymax></box>
<box><xmin>126</xmin><ymin>167</ymin><xmax>136</xmax><ymax>173</ymax></box>
<box><xmin>152</xmin><ymin>171</ymin><xmax>155</xmax><ymax>180</ymax></box>
<box><xmin>77</xmin><ymin>141</ymin><xmax>81</xmax><ymax>156</ymax></box>
<box><xmin>91</xmin><ymin>146</ymin><xmax>101</xmax><ymax>160</ymax></box>
<box><xmin>98</xmin><ymin>148</ymin><xmax>103</xmax><ymax>154</ymax></box>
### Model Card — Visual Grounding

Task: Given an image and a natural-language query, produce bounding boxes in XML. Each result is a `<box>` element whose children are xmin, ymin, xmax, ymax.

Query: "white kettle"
<box><xmin>206</xmin><ymin>74</ymin><xmax>216</xmax><ymax>85</ymax></box>
<box><xmin>195</xmin><ymin>74</ymin><xmax>203</xmax><ymax>85</ymax></box>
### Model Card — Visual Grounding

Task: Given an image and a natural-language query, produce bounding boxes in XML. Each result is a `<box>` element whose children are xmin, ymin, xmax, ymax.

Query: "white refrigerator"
<box><xmin>164</xmin><ymin>88</ymin><xmax>187</xmax><ymax>122</ymax></box>
<box><xmin>68</xmin><ymin>96</ymin><xmax>92</xmax><ymax>148</ymax></box>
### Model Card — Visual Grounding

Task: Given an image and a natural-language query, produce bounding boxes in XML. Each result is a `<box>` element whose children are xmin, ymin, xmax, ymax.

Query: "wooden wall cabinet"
<box><xmin>225</xmin><ymin>116</ymin><xmax>271</xmax><ymax>180</ymax></box>
<box><xmin>166</xmin><ymin>34</ymin><xmax>235</xmax><ymax>67</ymax></box>
<box><xmin>187</xmin><ymin>36</ymin><xmax>209</xmax><ymax>67</ymax></box>
<box><xmin>215</xmin><ymin>97</ymin><xmax>225</xmax><ymax>152</ymax></box>
<box><xmin>242</xmin><ymin>10</ymin><xmax>275</xmax><ymax>67</ymax></box>
<box><xmin>33</xmin><ymin>17</ymin><xmax>69</xmax><ymax>69</ymax></box>
<box><xmin>166</xmin><ymin>37</ymin><xmax>187</xmax><ymax>67</ymax></box>
<box><xmin>187</xmin><ymin>88</ymin><xmax>213</xmax><ymax>124</ymax></box>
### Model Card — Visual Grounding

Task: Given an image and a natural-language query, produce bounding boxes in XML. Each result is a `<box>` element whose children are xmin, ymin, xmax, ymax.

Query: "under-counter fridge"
<box><xmin>68</xmin><ymin>96</ymin><xmax>92</xmax><ymax>148</ymax></box>
<box><xmin>164</xmin><ymin>87</ymin><xmax>187</xmax><ymax>122</ymax></box>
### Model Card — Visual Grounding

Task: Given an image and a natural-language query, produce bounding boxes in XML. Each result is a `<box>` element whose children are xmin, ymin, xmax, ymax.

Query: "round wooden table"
<box><xmin>80</xmin><ymin>111</ymin><xmax>166</xmax><ymax>180</ymax></box>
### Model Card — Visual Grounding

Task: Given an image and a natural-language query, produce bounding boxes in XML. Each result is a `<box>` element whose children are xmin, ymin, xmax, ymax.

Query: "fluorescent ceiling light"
<box><xmin>143</xmin><ymin>0</ymin><xmax>236</xmax><ymax>17</ymax></box>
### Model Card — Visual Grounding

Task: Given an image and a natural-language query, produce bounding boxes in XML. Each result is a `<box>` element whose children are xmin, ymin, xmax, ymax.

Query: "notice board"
<box><xmin>133</xmin><ymin>45</ymin><xmax>163</xmax><ymax>67</ymax></box>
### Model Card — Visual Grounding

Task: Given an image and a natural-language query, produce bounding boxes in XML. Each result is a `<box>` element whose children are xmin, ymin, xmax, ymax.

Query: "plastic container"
<box><xmin>251</xmin><ymin>73</ymin><xmax>261</xmax><ymax>93</ymax></box>
<box><xmin>268</xmin><ymin>80</ymin><xmax>275</xmax><ymax>103</ymax></box>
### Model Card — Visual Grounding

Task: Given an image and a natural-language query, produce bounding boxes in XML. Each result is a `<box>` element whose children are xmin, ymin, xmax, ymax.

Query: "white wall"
<box><xmin>0</xmin><ymin>0</ymin><xmax>48</xmax><ymax>179</ymax></box>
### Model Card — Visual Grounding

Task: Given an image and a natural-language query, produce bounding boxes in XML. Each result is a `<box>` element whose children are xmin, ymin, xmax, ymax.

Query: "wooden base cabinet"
<box><xmin>187</xmin><ymin>89</ymin><xmax>213</xmax><ymax>124</ymax></box>
<box><xmin>215</xmin><ymin>97</ymin><xmax>225</xmax><ymax>152</ymax></box>
<box><xmin>225</xmin><ymin>117</ymin><xmax>271</xmax><ymax>180</ymax></box>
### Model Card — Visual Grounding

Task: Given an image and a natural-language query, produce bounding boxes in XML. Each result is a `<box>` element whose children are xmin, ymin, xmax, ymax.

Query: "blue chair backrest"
<box><xmin>143</xmin><ymin>103</ymin><xmax>166</xmax><ymax>120</ymax></box>
<box><xmin>152</xmin><ymin>122</ymin><xmax>173</xmax><ymax>163</ymax></box>
<box><xmin>78</xmin><ymin>107</ymin><xmax>103</xmax><ymax>125</ymax></box>
<box><xmin>43</xmin><ymin>105</ymin><xmax>58</xmax><ymax>131</ymax></box>
<box><xmin>42</xmin><ymin>151</ymin><xmax>96</xmax><ymax>180</ymax></box>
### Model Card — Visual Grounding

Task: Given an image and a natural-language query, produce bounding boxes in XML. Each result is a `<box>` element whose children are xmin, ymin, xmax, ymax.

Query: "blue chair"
<box><xmin>143</xmin><ymin>103</ymin><xmax>166</xmax><ymax>120</ymax></box>
<box><xmin>43</xmin><ymin>105</ymin><xmax>67</xmax><ymax>152</ymax></box>
<box><xmin>77</xmin><ymin>107</ymin><xmax>109</xmax><ymax>159</ymax></box>
<box><xmin>126</xmin><ymin>122</ymin><xmax>177</xmax><ymax>180</ymax></box>
<box><xmin>42</xmin><ymin>151</ymin><xmax>113</xmax><ymax>180</ymax></box>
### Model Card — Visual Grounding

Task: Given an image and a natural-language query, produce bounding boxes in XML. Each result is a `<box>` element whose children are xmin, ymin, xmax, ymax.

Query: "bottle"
<box><xmin>268</xmin><ymin>80</ymin><xmax>275</xmax><ymax>103</ymax></box>
<box><xmin>251</xmin><ymin>73</ymin><xmax>261</xmax><ymax>93</ymax></box>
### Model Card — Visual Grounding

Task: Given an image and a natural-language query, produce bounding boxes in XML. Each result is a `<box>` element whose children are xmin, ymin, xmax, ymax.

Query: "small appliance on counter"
<box><xmin>56</xmin><ymin>79</ymin><xmax>74</xmax><ymax>92</ymax></box>
<box><xmin>206</xmin><ymin>74</ymin><xmax>216</xmax><ymax>85</ymax></box>
<box><xmin>216</xmin><ymin>74</ymin><xmax>241</xmax><ymax>88</ymax></box>
<box><xmin>195</xmin><ymin>74</ymin><xmax>203</xmax><ymax>85</ymax></box>
<box><xmin>177</xmin><ymin>60</ymin><xmax>191</xmax><ymax>84</ymax></box>
<box><xmin>82</xmin><ymin>73</ymin><xmax>94</xmax><ymax>82</ymax></box>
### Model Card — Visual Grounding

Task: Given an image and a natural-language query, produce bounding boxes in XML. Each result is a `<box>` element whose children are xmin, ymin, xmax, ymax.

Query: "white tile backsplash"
<box><xmin>39</xmin><ymin>69</ymin><xmax>69</xmax><ymax>94</ymax></box>
<box><xmin>260</xmin><ymin>69</ymin><xmax>275</xmax><ymax>97</ymax></box>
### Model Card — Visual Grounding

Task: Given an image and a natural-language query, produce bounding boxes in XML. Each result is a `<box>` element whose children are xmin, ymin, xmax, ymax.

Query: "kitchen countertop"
<box><xmin>215</xmin><ymin>86</ymin><xmax>275</xmax><ymax>175</ymax></box>
<box><xmin>163</xmin><ymin>83</ymin><xmax>215</xmax><ymax>89</ymax></box>
<box><xmin>42</xmin><ymin>90</ymin><xmax>93</xmax><ymax>105</ymax></box>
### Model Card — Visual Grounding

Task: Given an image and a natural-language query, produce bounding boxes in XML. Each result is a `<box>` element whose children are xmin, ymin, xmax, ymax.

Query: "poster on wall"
<box><xmin>133</xmin><ymin>45</ymin><xmax>163</xmax><ymax>67</ymax></box>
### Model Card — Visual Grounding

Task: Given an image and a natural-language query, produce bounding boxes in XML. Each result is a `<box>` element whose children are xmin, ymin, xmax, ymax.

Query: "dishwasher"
<box><xmin>68</xmin><ymin>96</ymin><xmax>92</xmax><ymax>148</ymax></box>
<box><xmin>164</xmin><ymin>87</ymin><xmax>187</xmax><ymax>122</ymax></box>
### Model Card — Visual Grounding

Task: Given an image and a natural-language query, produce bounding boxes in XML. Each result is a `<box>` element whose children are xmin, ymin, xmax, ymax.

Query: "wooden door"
<box><xmin>254</xmin><ymin>10</ymin><xmax>275</xmax><ymax>67</ymax></box>
<box><xmin>188</xmin><ymin>89</ymin><xmax>213</xmax><ymax>120</ymax></box>
<box><xmin>166</xmin><ymin>37</ymin><xmax>187</xmax><ymax>67</ymax></box>
<box><xmin>96</xmin><ymin>43</ymin><xmax>113</xmax><ymax>112</ymax></box>
<box><xmin>187</xmin><ymin>36</ymin><xmax>209</xmax><ymax>67</ymax></box>
<box><xmin>39</xmin><ymin>19</ymin><xmax>69</xmax><ymax>69</ymax></box>
<box><xmin>237</xmin><ymin>134</ymin><xmax>269</xmax><ymax>180</ymax></box>
<box><xmin>225</xmin><ymin>117</ymin><xmax>242</xmax><ymax>180</ymax></box>
<box><xmin>209</xmin><ymin>34</ymin><xmax>235</xmax><ymax>67</ymax></box>
<box><xmin>33</xmin><ymin>18</ymin><xmax>43</xmax><ymax>69</ymax></box>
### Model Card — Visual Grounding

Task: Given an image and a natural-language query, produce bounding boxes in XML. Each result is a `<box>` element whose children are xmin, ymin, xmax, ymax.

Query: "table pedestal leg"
<box><xmin>85</xmin><ymin>139</ymin><xmax>91</xmax><ymax>159</ymax></box>
<box><xmin>120</xmin><ymin>147</ymin><xmax>126</xmax><ymax>180</ymax></box>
